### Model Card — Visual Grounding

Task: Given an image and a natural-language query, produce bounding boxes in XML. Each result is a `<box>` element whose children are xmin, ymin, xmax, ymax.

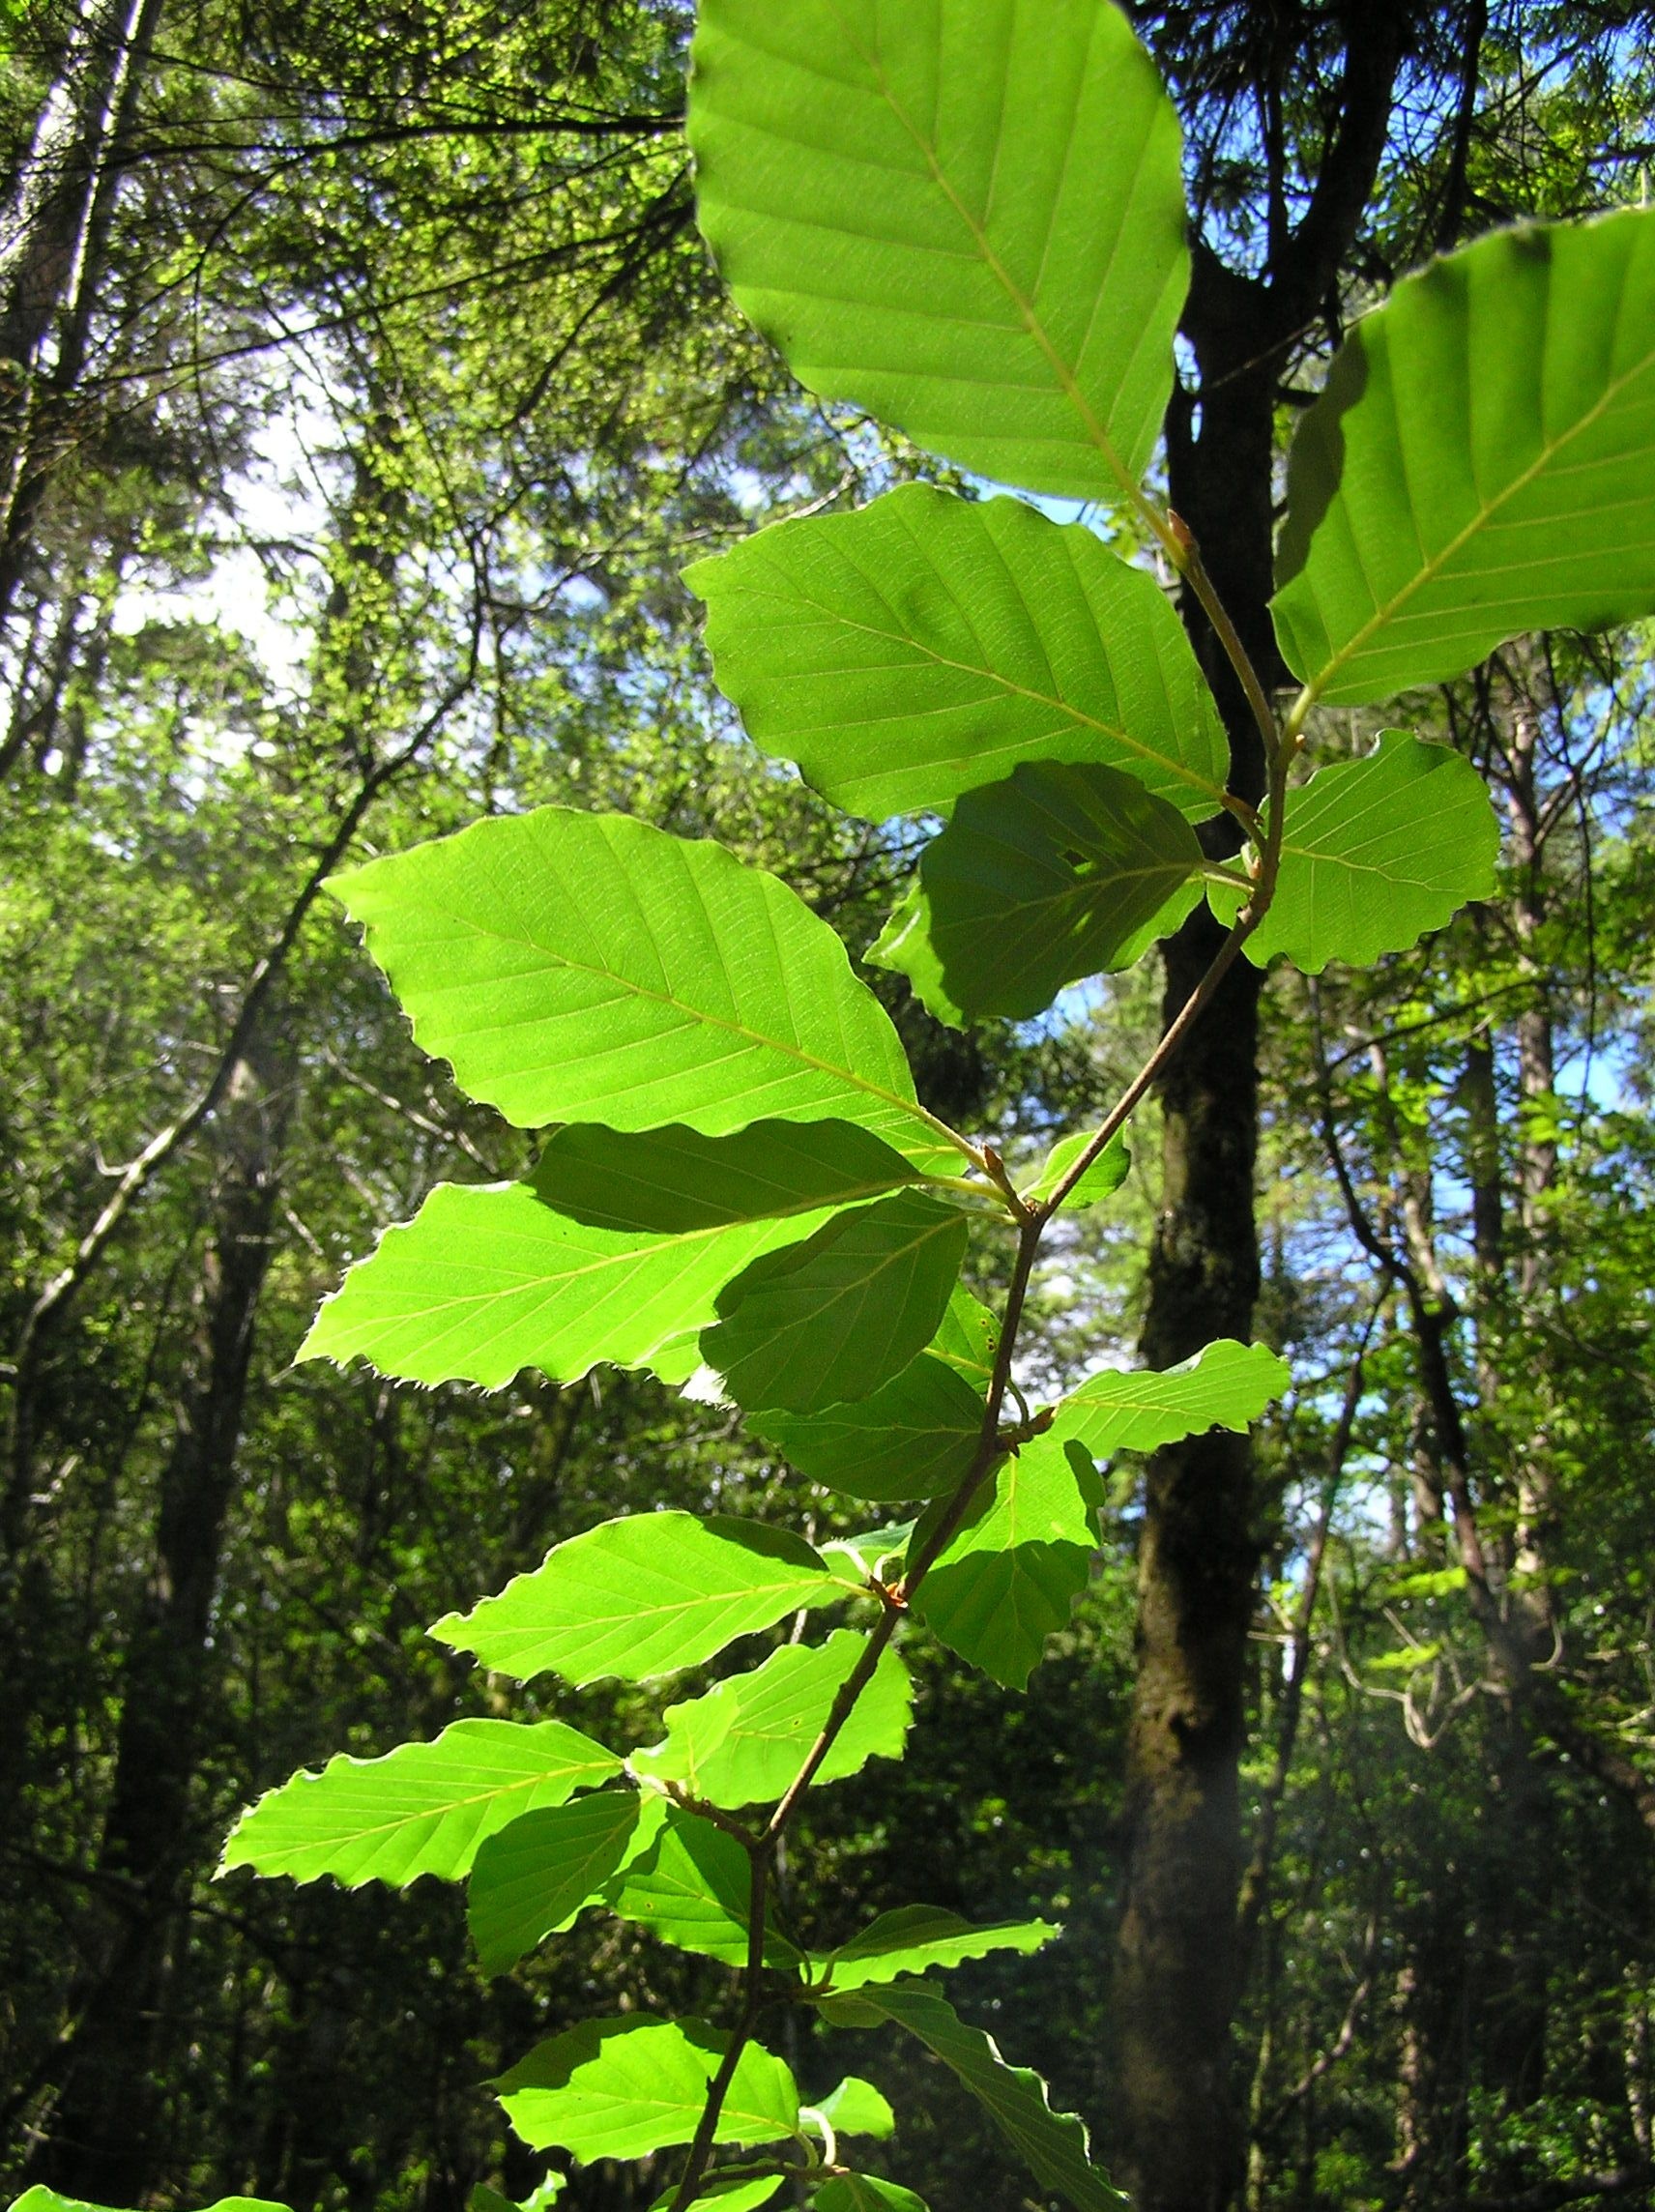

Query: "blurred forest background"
<box><xmin>5</xmin><ymin>2</ymin><xmax>1655</xmax><ymax>2209</ymax></box>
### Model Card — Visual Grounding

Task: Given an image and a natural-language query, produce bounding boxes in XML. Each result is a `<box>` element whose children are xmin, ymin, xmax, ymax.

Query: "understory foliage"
<box><xmin>6</xmin><ymin>3</ymin><xmax>1655</xmax><ymax>2212</ymax></box>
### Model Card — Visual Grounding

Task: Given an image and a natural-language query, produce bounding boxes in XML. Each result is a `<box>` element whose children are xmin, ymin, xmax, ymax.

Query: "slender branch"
<box><xmin>669</xmin><ymin>1849</ymin><xmax>771</xmax><ymax>2211</ymax></box>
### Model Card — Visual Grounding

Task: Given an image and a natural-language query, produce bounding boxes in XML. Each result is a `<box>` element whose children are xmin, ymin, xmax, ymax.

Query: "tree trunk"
<box><xmin>29</xmin><ymin>1041</ymin><xmax>288</xmax><ymax>2201</ymax></box>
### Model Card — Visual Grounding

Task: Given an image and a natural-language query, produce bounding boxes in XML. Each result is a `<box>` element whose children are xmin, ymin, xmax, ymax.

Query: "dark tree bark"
<box><xmin>1113</xmin><ymin>17</ymin><xmax>1409</xmax><ymax>2204</ymax></box>
<box><xmin>29</xmin><ymin>1040</ymin><xmax>289</xmax><ymax>2202</ymax></box>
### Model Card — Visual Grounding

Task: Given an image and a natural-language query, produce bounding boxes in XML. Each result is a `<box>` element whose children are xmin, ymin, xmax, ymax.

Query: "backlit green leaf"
<box><xmin>687</xmin><ymin>487</ymin><xmax>1227</xmax><ymax>823</ymax></box>
<box><xmin>807</xmin><ymin>2079</ymin><xmax>896</xmax><ymax>2140</ymax></box>
<box><xmin>689</xmin><ymin>0</ymin><xmax>1188</xmax><ymax>502</ymax></box>
<box><xmin>1273</xmin><ymin>208</ymin><xmax>1655</xmax><ymax>705</ymax></box>
<box><xmin>810</xmin><ymin>1906</ymin><xmax>1059</xmax><ymax>1993</ymax></box>
<box><xmin>914</xmin><ymin>1437</ymin><xmax>1102</xmax><ymax>1687</ymax></box>
<box><xmin>496</xmin><ymin>2017</ymin><xmax>798</xmax><ymax>2160</ymax></box>
<box><xmin>886</xmin><ymin>763</ymin><xmax>1205</xmax><ymax>1023</ymax></box>
<box><xmin>431</xmin><ymin>1513</ymin><xmax>853</xmax><ymax>1687</ymax></box>
<box><xmin>10</xmin><ymin>2196</ymin><xmax>288</xmax><ymax>2212</ymax></box>
<box><xmin>815</xmin><ymin>2179</ymin><xmax>927</xmax><ymax>2212</ymax></box>
<box><xmin>631</xmin><ymin>1630</ymin><xmax>913</xmax><ymax>1808</ymax></box>
<box><xmin>1025</xmin><ymin>1132</ymin><xmax>1130</xmax><ymax>1208</ymax></box>
<box><xmin>646</xmin><ymin>2181</ymin><xmax>782</xmax><ymax>2212</ymax></box>
<box><xmin>750</xmin><ymin>1354</ymin><xmax>984</xmax><ymax>1502</ymax></box>
<box><xmin>705</xmin><ymin>1191</ymin><xmax>969</xmax><ymax>1413</ymax></box>
<box><xmin>815</xmin><ymin>1983</ymin><xmax>1123</xmax><ymax>2212</ymax></box>
<box><xmin>331</xmin><ymin>807</ymin><xmax>956</xmax><ymax>1170</ymax></box>
<box><xmin>603</xmin><ymin>1805</ymin><xmax>801</xmax><ymax>1967</ymax></box>
<box><xmin>219</xmin><ymin>1719</ymin><xmax>621</xmax><ymax>1888</ymax></box>
<box><xmin>867</xmin><ymin>879</ymin><xmax>969</xmax><ymax>1032</ymax></box>
<box><xmin>467</xmin><ymin>1791</ymin><xmax>661</xmax><ymax>1976</ymax></box>
<box><xmin>1207</xmin><ymin>734</ymin><xmax>1500</xmax><ymax>973</ymax></box>
<box><xmin>300</xmin><ymin>1181</ymin><xmax>847</xmax><ymax>1390</ymax></box>
<box><xmin>531</xmin><ymin>1120</ymin><xmax>921</xmax><ymax>1234</ymax></box>
<box><xmin>1049</xmin><ymin>1340</ymin><xmax>1291</xmax><ymax>1459</ymax></box>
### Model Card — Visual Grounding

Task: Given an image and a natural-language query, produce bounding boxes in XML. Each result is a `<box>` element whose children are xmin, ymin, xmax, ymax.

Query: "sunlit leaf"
<box><xmin>705</xmin><ymin>1190</ymin><xmax>969</xmax><ymax>1413</ymax></box>
<box><xmin>631</xmin><ymin>1630</ymin><xmax>913</xmax><ymax>1809</ymax></box>
<box><xmin>814</xmin><ymin>2179</ymin><xmax>927</xmax><ymax>2212</ymax></box>
<box><xmin>814</xmin><ymin>1983</ymin><xmax>1124</xmax><ymax>2212</ymax></box>
<box><xmin>1273</xmin><ymin>208</ymin><xmax>1655</xmax><ymax>704</ymax></box>
<box><xmin>806</xmin><ymin>2078</ymin><xmax>896</xmax><ymax>2140</ymax></box>
<box><xmin>531</xmin><ymin>1120</ymin><xmax>922</xmax><ymax>1234</ymax></box>
<box><xmin>913</xmin><ymin>1437</ymin><xmax>1102</xmax><ymax>1687</ymax></box>
<box><xmin>881</xmin><ymin>763</ymin><xmax>1205</xmax><ymax>1023</ymax></box>
<box><xmin>750</xmin><ymin>1354</ymin><xmax>984</xmax><ymax>1502</ymax></box>
<box><xmin>496</xmin><ymin>2018</ymin><xmax>798</xmax><ymax>2160</ymax></box>
<box><xmin>1049</xmin><ymin>1341</ymin><xmax>1290</xmax><ymax>1459</ymax></box>
<box><xmin>810</xmin><ymin>1906</ymin><xmax>1059</xmax><ymax>1993</ymax></box>
<box><xmin>688</xmin><ymin>486</ymin><xmax>1227</xmax><ymax>823</ymax></box>
<box><xmin>467</xmin><ymin>1792</ymin><xmax>661</xmax><ymax>1976</ymax></box>
<box><xmin>331</xmin><ymin>807</ymin><xmax>956</xmax><ymax>1169</ymax></box>
<box><xmin>603</xmin><ymin>1805</ymin><xmax>800</xmax><ymax>1967</ymax></box>
<box><xmin>1207</xmin><ymin>734</ymin><xmax>1500</xmax><ymax>973</ymax></box>
<box><xmin>1024</xmin><ymin>1132</ymin><xmax>1130</xmax><ymax>1208</ymax></box>
<box><xmin>219</xmin><ymin>1719</ymin><xmax>621</xmax><ymax>1888</ymax></box>
<box><xmin>300</xmin><ymin>1181</ymin><xmax>848</xmax><ymax>1390</ymax></box>
<box><xmin>431</xmin><ymin>1513</ymin><xmax>854</xmax><ymax>1687</ymax></box>
<box><xmin>689</xmin><ymin>0</ymin><xmax>1188</xmax><ymax>502</ymax></box>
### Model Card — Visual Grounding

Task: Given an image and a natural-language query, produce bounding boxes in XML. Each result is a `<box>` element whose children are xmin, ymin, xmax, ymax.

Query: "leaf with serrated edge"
<box><xmin>496</xmin><ymin>2017</ymin><xmax>798</xmax><ymax>2161</ymax></box>
<box><xmin>914</xmin><ymin>1437</ymin><xmax>1101</xmax><ymax>1688</ymax></box>
<box><xmin>1050</xmin><ymin>1341</ymin><xmax>1290</xmax><ymax>1459</ymax></box>
<box><xmin>811</xmin><ymin>1906</ymin><xmax>1059</xmax><ymax>1993</ymax></box>
<box><xmin>300</xmin><ymin>1181</ymin><xmax>848</xmax><ymax>1391</ymax></box>
<box><xmin>894</xmin><ymin>763</ymin><xmax>1205</xmax><ymax>1023</ymax></box>
<box><xmin>331</xmin><ymin>806</ymin><xmax>956</xmax><ymax>1171</ymax></box>
<box><xmin>689</xmin><ymin>0</ymin><xmax>1188</xmax><ymax>504</ymax></box>
<box><xmin>603</xmin><ymin>1805</ymin><xmax>800</xmax><ymax>1967</ymax></box>
<box><xmin>646</xmin><ymin>2181</ymin><xmax>782</xmax><ymax>2212</ymax></box>
<box><xmin>531</xmin><ymin>1120</ymin><xmax>921</xmax><ymax>1235</ymax></box>
<box><xmin>815</xmin><ymin>1983</ymin><xmax>1124</xmax><ymax>2212</ymax></box>
<box><xmin>431</xmin><ymin>1513</ymin><xmax>854</xmax><ymax>1688</ymax></box>
<box><xmin>1207</xmin><ymin>735</ymin><xmax>1500</xmax><ymax>974</ymax></box>
<box><xmin>705</xmin><ymin>1190</ymin><xmax>969</xmax><ymax>1414</ymax></box>
<box><xmin>630</xmin><ymin>1630</ymin><xmax>912</xmax><ymax>1809</ymax></box>
<box><xmin>467</xmin><ymin>1792</ymin><xmax>662</xmax><ymax>1976</ymax></box>
<box><xmin>1273</xmin><ymin>208</ymin><xmax>1655</xmax><ymax>705</ymax></box>
<box><xmin>687</xmin><ymin>487</ymin><xmax>1226</xmax><ymax>823</ymax></box>
<box><xmin>219</xmin><ymin>1718</ymin><xmax>620</xmax><ymax>1887</ymax></box>
<box><xmin>807</xmin><ymin>2078</ymin><xmax>896</xmax><ymax>2140</ymax></box>
<box><xmin>1025</xmin><ymin>1132</ymin><xmax>1130</xmax><ymax>1208</ymax></box>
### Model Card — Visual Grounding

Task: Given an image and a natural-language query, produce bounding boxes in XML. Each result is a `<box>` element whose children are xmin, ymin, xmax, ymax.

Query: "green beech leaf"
<box><xmin>811</xmin><ymin>1906</ymin><xmax>1059</xmax><ymax>1993</ymax></box>
<box><xmin>688</xmin><ymin>0</ymin><xmax>1188</xmax><ymax>503</ymax></box>
<box><xmin>331</xmin><ymin>807</ymin><xmax>955</xmax><ymax>1171</ymax></box>
<box><xmin>1207</xmin><ymin>734</ymin><xmax>1501</xmax><ymax>973</ymax></box>
<box><xmin>815</xmin><ymin>1983</ymin><xmax>1124</xmax><ymax>2212</ymax></box>
<box><xmin>219</xmin><ymin>1719</ymin><xmax>621</xmax><ymax>1888</ymax></box>
<box><xmin>630</xmin><ymin>1630</ymin><xmax>913</xmax><ymax>1808</ymax></box>
<box><xmin>431</xmin><ymin>1512</ymin><xmax>854</xmax><ymax>1687</ymax></box>
<box><xmin>9</xmin><ymin>2197</ymin><xmax>288</xmax><ymax>2212</ymax></box>
<box><xmin>815</xmin><ymin>2179</ymin><xmax>928</xmax><ymax>2212</ymax></box>
<box><xmin>914</xmin><ymin>1437</ymin><xmax>1102</xmax><ymax>1687</ymax></box>
<box><xmin>496</xmin><ymin>2017</ymin><xmax>798</xmax><ymax>2160</ymax></box>
<box><xmin>931</xmin><ymin>1285</ymin><xmax>1000</xmax><ymax>1386</ymax></box>
<box><xmin>531</xmin><ymin>1120</ymin><xmax>921</xmax><ymax>1234</ymax></box>
<box><xmin>300</xmin><ymin>1180</ymin><xmax>849</xmax><ymax>1390</ymax></box>
<box><xmin>646</xmin><ymin>2181</ymin><xmax>782</xmax><ymax>2212</ymax></box>
<box><xmin>1049</xmin><ymin>1340</ymin><xmax>1291</xmax><ymax>1459</ymax></box>
<box><xmin>1025</xmin><ymin>1132</ymin><xmax>1130</xmax><ymax>1208</ymax></box>
<box><xmin>1273</xmin><ymin>207</ymin><xmax>1655</xmax><ymax>705</ymax></box>
<box><xmin>750</xmin><ymin>1354</ymin><xmax>984</xmax><ymax>1502</ymax></box>
<box><xmin>467</xmin><ymin>1791</ymin><xmax>661</xmax><ymax>1976</ymax></box>
<box><xmin>867</xmin><ymin>879</ymin><xmax>969</xmax><ymax>1033</ymax></box>
<box><xmin>604</xmin><ymin>1805</ymin><xmax>801</xmax><ymax>1967</ymax></box>
<box><xmin>886</xmin><ymin>763</ymin><xmax>1205</xmax><ymax>1023</ymax></box>
<box><xmin>687</xmin><ymin>487</ymin><xmax>1227</xmax><ymax>823</ymax></box>
<box><xmin>820</xmin><ymin>1524</ymin><xmax>916</xmax><ymax>1584</ymax></box>
<box><xmin>807</xmin><ymin>2078</ymin><xmax>896</xmax><ymax>2140</ymax></box>
<box><xmin>704</xmin><ymin>1190</ymin><xmax>969</xmax><ymax>1414</ymax></box>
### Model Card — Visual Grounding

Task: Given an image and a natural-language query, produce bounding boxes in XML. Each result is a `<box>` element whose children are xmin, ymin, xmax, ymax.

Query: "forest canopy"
<box><xmin>3</xmin><ymin>6</ymin><xmax>1655</xmax><ymax>2212</ymax></box>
